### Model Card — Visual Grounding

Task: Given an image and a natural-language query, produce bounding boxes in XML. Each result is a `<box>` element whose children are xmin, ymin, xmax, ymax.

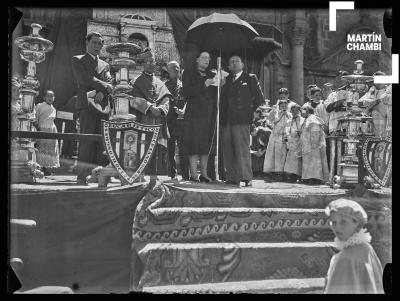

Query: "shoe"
<box><xmin>189</xmin><ymin>177</ymin><xmax>199</xmax><ymax>182</ymax></box>
<box><xmin>199</xmin><ymin>175</ymin><xmax>211</xmax><ymax>183</ymax></box>
<box><xmin>42</xmin><ymin>167</ymin><xmax>51</xmax><ymax>176</ymax></box>
<box><xmin>244</xmin><ymin>180</ymin><xmax>253</xmax><ymax>187</ymax></box>
<box><xmin>76</xmin><ymin>179</ymin><xmax>87</xmax><ymax>185</ymax></box>
<box><xmin>170</xmin><ymin>176</ymin><xmax>178</xmax><ymax>181</ymax></box>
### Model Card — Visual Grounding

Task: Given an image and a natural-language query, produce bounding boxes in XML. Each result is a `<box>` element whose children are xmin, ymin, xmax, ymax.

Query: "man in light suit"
<box><xmin>220</xmin><ymin>54</ymin><xmax>265</xmax><ymax>187</ymax></box>
<box><xmin>71</xmin><ymin>32</ymin><xmax>113</xmax><ymax>184</ymax></box>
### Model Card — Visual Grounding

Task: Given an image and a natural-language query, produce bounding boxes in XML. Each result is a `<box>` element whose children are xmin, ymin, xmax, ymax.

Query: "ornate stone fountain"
<box><xmin>11</xmin><ymin>23</ymin><xmax>54</xmax><ymax>183</ymax></box>
<box><xmin>105</xmin><ymin>42</ymin><xmax>141</xmax><ymax>121</ymax></box>
<box><xmin>92</xmin><ymin>42</ymin><xmax>142</xmax><ymax>187</ymax></box>
<box><xmin>333</xmin><ymin>60</ymin><xmax>375</xmax><ymax>186</ymax></box>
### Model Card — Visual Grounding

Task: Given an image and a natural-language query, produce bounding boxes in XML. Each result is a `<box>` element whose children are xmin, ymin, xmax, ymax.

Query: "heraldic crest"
<box><xmin>102</xmin><ymin>120</ymin><xmax>161</xmax><ymax>185</ymax></box>
<box><xmin>361</xmin><ymin>136</ymin><xmax>392</xmax><ymax>187</ymax></box>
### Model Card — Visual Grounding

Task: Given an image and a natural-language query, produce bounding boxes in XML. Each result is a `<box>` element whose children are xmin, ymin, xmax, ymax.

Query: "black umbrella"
<box><xmin>186</xmin><ymin>13</ymin><xmax>259</xmax><ymax>54</ymax></box>
<box><xmin>185</xmin><ymin>13</ymin><xmax>260</xmax><ymax>181</ymax></box>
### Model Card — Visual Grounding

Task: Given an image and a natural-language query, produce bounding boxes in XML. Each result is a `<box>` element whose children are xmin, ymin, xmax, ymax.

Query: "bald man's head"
<box><xmin>167</xmin><ymin>61</ymin><xmax>180</xmax><ymax>80</ymax></box>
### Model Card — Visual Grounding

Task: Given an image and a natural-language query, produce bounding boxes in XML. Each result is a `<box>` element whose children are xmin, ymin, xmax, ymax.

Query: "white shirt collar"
<box><xmin>233</xmin><ymin>70</ymin><xmax>243</xmax><ymax>81</ymax></box>
<box><xmin>87</xmin><ymin>52</ymin><xmax>98</xmax><ymax>61</ymax></box>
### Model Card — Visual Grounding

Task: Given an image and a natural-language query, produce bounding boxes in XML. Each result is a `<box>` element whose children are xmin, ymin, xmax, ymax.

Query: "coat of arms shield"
<box><xmin>102</xmin><ymin>120</ymin><xmax>161</xmax><ymax>185</ymax></box>
<box><xmin>361</xmin><ymin>136</ymin><xmax>392</xmax><ymax>187</ymax></box>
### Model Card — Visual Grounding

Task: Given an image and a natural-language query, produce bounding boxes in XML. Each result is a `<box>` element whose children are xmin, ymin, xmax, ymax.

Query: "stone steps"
<box><xmin>142</xmin><ymin>277</ymin><xmax>326</xmax><ymax>294</ymax></box>
<box><xmin>137</xmin><ymin>242</ymin><xmax>337</xmax><ymax>288</ymax></box>
<box><xmin>132</xmin><ymin>182</ymin><xmax>390</xmax><ymax>293</ymax></box>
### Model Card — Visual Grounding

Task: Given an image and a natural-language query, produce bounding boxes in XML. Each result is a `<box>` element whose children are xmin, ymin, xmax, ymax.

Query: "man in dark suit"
<box><xmin>220</xmin><ymin>54</ymin><xmax>265</xmax><ymax>187</ymax></box>
<box><xmin>71</xmin><ymin>32</ymin><xmax>113</xmax><ymax>184</ymax></box>
<box><xmin>165</xmin><ymin>61</ymin><xmax>190</xmax><ymax>181</ymax></box>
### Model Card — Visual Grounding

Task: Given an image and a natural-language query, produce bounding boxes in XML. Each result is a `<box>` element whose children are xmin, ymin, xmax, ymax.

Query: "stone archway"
<box><xmin>128</xmin><ymin>33</ymin><xmax>149</xmax><ymax>51</ymax></box>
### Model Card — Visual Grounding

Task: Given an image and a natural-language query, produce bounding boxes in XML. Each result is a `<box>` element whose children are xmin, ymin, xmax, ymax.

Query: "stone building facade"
<box><xmin>232</xmin><ymin>8</ymin><xmax>392</xmax><ymax>104</ymax></box>
<box><xmin>12</xmin><ymin>8</ymin><xmax>391</xmax><ymax>105</ymax></box>
<box><xmin>88</xmin><ymin>8</ymin><xmax>181</xmax><ymax>80</ymax></box>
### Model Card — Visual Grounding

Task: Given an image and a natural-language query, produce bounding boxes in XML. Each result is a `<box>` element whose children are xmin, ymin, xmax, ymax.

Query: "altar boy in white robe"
<box><xmin>263</xmin><ymin>99</ymin><xmax>291</xmax><ymax>181</ymax></box>
<box><xmin>283</xmin><ymin>104</ymin><xmax>304</xmax><ymax>182</ymax></box>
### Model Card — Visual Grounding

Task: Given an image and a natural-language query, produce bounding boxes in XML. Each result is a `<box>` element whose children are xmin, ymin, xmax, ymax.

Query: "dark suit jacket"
<box><xmin>220</xmin><ymin>72</ymin><xmax>264</xmax><ymax>126</ymax></box>
<box><xmin>71</xmin><ymin>53</ymin><xmax>112</xmax><ymax>111</ymax></box>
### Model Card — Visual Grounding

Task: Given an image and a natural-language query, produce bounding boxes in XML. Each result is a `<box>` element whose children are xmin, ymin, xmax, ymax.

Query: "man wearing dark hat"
<box><xmin>358</xmin><ymin>71</ymin><xmax>392</xmax><ymax>137</ymax></box>
<box><xmin>129</xmin><ymin>48</ymin><xmax>172</xmax><ymax>186</ymax></box>
<box><xmin>220</xmin><ymin>54</ymin><xmax>264</xmax><ymax>187</ymax></box>
<box><xmin>71</xmin><ymin>31</ymin><xmax>113</xmax><ymax>185</ymax></box>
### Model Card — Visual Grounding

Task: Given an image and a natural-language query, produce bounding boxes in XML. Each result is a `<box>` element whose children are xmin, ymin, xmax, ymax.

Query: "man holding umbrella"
<box><xmin>220</xmin><ymin>53</ymin><xmax>265</xmax><ymax>187</ymax></box>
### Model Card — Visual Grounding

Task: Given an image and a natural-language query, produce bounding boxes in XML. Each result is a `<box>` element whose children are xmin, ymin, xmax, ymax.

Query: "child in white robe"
<box><xmin>324</xmin><ymin>199</ymin><xmax>384</xmax><ymax>294</ymax></box>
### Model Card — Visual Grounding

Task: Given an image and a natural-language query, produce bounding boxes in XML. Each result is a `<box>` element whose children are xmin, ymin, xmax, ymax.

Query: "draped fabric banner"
<box><xmin>10</xmin><ymin>189</ymin><xmax>145</xmax><ymax>293</ymax></box>
<box><xmin>16</xmin><ymin>8</ymin><xmax>91</xmax><ymax>110</ymax></box>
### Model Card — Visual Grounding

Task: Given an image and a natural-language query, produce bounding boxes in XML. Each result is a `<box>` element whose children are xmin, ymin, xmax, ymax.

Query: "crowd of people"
<box><xmin>249</xmin><ymin>72</ymin><xmax>392</xmax><ymax>186</ymax></box>
<box><xmin>10</xmin><ymin>31</ymin><xmax>390</xmax><ymax>294</ymax></box>
<box><xmin>11</xmin><ymin>31</ymin><xmax>392</xmax><ymax>187</ymax></box>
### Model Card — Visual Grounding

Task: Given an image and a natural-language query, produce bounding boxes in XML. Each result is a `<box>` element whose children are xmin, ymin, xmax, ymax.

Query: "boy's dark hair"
<box><xmin>305</xmin><ymin>106</ymin><xmax>315</xmax><ymax>114</ymax></box>
<box><xmin>229</xmin><ymin>52</ymin><xmax>244</xmax><ymax>63</ymax></box>
<box><xmin>310</xmin><ymin>87</ymin><xmax>322</xmax><ymax>95</ymax></box>
<box><xmin>278</xmin><ymin>87</ymin><xmax>289</xmax><ymax>95</ymax></box>
<box><xmin>86</xmin><ymin>32</ymin><xmax>104</xmax><ymax>43</ymax></box>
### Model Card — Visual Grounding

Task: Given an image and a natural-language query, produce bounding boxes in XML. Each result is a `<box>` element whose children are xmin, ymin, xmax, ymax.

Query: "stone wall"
<box><xmin>270</xmin><ymin>8</ymin><xmax>392</xmax><ymax>103</ymax></box>
<box><xmin>89</xmin><ymin>8</ymin><xmax>181</xmax><ymax>79</ymax></box>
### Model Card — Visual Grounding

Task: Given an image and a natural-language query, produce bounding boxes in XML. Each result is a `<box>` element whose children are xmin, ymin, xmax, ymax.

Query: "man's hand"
<box><xmin>205</xmin><ymin>78</ymin><xmax>215</xmax><ymax>87</ymax></box>
<box><xmin>94</xmin><ymin>91</ymin><xmax>104</xmax><ymax>104</ymax></box>
<box><xmin>149</xmin><ymin>106</ymin><xmax>161</xmax><ymax>117</ymax></box>
<box><xmin>254</xmin><ymin>149</ymin><xmax>266</xmax><ymax>157</ymax></box>
<box><xmin>174</xmin><ymin>107</ymin><xmax>184</xmax><ymax>115</ymax></box>
<box><xmin>105</xmin><ymin>84</ymin><xmax>113</xmax><ymax>94</ymax></box>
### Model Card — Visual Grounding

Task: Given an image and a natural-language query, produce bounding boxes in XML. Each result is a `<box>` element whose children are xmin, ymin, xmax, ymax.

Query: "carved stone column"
<box><xmin>288</xmin><ymin>13</ymin><xmax>306</xmax><ymax>105</ymax></box>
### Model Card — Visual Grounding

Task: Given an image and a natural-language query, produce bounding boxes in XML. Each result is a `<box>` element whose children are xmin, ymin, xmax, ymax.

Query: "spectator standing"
<box><xmin>128</xmin><ymin>48</ymin><xmax>171</xmax><ymax>186</ymax></box>
<box><xmin>263</xmin><ymin>99</ymin><xmax>291</xmax><ymax>181</ymax></box>
<box><xmin>283</xmin><ymin>104</ymin><xmax>304</xmax><ymax>182</ymax></box>
<box><xmin>71</xmin><ymin>32</ymin><xmax>113</xmax><ymax>184</ymax></box>
<box><xmin>358</xmin><ymin>71</ymin><xmax>392</xmax><ymax>138</ymax></box>
<box><xmin>220</xmin><ymin>54</ymin><xmax>264</xmax><ymax>187</ymax></box>
<box><xmin>299</xmin><ymin>106</ymin><xmax>329</xmax><ymax>184</ymax></box>
<box><xmin>34</xmin><ymin>90</ymin><xmax>60</xmax><ymax>175</ymax></box>
<box><xmin>165</xmin><ymin>61</ymin><xmax>190</xmax><ymax>181</ymax></box>
<box><xmin>182</xmin><ymin>51</ymin><xmax>217</xmax><ymax>183</ymax></box>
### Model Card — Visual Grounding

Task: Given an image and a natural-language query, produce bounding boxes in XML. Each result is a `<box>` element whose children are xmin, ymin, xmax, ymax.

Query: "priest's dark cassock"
<box><xmin>129</xmin><ymin>49</ymin><xmax>172</xmax><ymax>176</ymax></box>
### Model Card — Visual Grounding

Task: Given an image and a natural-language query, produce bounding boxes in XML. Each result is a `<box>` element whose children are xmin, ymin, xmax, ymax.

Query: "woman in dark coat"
<box><xmin>182</xmin><ymin>51</ymin><xmax>217</xmax><ymax>182</ymax></box>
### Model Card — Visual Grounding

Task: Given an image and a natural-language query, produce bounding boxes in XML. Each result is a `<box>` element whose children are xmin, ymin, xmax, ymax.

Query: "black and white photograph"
<box><xmin>8</xmin><ymin>2</ymin><xmax>393</xmax><ymax>294</ymax></box>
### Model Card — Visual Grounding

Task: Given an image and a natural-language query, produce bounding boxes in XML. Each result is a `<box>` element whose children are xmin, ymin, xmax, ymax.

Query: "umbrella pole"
<box><xmin>215</xmin><ymin>50</ymin><xmax>221</xmax><ymax>182</ymax></box>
